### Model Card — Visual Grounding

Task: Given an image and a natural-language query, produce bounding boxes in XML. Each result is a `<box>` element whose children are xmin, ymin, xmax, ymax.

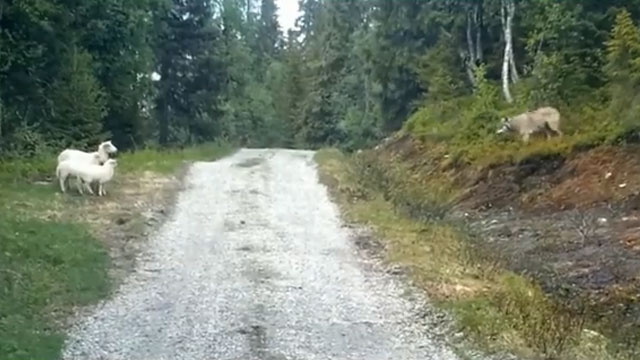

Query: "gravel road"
<box><xmin>63</xmin><ymin>149</ymin><xmax>462</xmax><ymax>360</ymax></box>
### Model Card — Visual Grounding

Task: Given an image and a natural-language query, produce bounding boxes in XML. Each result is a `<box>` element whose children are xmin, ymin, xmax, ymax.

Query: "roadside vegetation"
<box><xmin>403</xmin><ymin>5</ymin><xmax>640</xmax><ymax>167</ymax></box>
<box><xmin>0</xmin><ymin>144</ymin><xmax>232</xmax><ymax>359</ymax></box>
<box><xmin>318</xmin><ymin>5</ymin><xmax>640</xmax><ymax>359</ymax></box>
<box><xmin>312</xmin><ymin>12</ymin><xmax>640</xmax><ymax>356</ymax></box>
<box><xmin>316</xmin><ymin>148</ymin><xmax>636</xmax><ymax>360</ymax></box>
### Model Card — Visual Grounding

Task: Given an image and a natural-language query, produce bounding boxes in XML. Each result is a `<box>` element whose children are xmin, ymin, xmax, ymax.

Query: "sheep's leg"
<box><xmin>522</xmin><ymin>133</ymin><xmax>530</xmax><ymax>143</ymax></box>
<box><xmin>59</xmin><ymin>174</ymin><xmax>66</xmax><ymax>193</ymax></box>
<box><xmin>78</xmin><ymin>177</ymin><xmax>86</xmax><ymax>195</ymax></box>
<box><xmin>75</xmin><ymin>177</ymin><xmax>84</xmax><ymax>195</ymax></box>
<box><xmin>101</xmin><ymin>183</ymin><xmax>107</xmax><ymax>196</ymax></box>
<box><xmin>76</xmin><ymin>176</ymin><xmax>84</xmax><ymax>195</ymax></box>
<box><xmin>83</xmin><ymin>180</ymin><xmax>95</xmax><ymax>195</ymax></box>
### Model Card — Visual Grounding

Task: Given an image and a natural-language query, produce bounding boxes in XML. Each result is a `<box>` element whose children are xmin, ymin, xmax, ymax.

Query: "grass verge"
<box><xmin>315</xmin><ymin>148</ymin><xmax>631</xmax><ymax>360</ymax></box>
<box><xmin>0</xmin><ymin>142</ymin><xmax>233</xmax><ymax>359</ymax></box>
<box><xmin>118</xmin><ymin>143</ymin><xmax>235</xmax><ymax>174</ymax></box>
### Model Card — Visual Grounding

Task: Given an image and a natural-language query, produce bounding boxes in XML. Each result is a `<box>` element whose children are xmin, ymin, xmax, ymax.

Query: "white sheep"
<box><xmin>56</xmin><ymin>158</ymin><xmax>118</xmax><ymax>196</ymax></box>
<box><xmin>57</xmin><ymin>140</ymin><xmax>117</xmax><ymax>193</ymax></box>
<box><xmin>55</xmin><ymin>154</ymin><xmax>100</xmax><ymax>193</ymax></box>
<box><xmin>57</xmin><ymin>140</ymin><xmax>118</xmax><ymax>165</ymax></box>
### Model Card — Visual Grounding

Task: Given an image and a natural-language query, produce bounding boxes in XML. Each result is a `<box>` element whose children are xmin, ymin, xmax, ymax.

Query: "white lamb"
<box><xmin>56</xmin><ymin>158</ymin><xmax>118</xmax><ymax>196</ymax></box>
<box><xmin>57</xmin><ymin>140</ymin><xmax>118</xmax><ymax>165</ymax></box>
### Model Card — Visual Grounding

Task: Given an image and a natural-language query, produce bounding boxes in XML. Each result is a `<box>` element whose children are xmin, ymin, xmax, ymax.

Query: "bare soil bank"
<box><xmin>371</xmin><ymin>134</ymin><xmax>640</xmax><ymax>345</ymax></box>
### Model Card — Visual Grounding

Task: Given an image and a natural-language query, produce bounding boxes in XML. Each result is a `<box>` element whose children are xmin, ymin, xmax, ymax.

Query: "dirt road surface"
<box><xmin>63</xmin><ymin>149</ymin><xmax>463</xmax><ymax>360</ymax></box>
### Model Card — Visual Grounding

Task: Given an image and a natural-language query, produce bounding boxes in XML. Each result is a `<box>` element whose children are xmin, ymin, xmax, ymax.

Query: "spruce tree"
<box><xmin>48</xmin><ymin>47</ymin><xmax>106</xmax><ymax>148</ymax></box>
<box><xmin>605</xmin><ymin>9</ymin><xmax>640</xmax><ymax>131</ymax></box>
<box><xmin>155</xmin><ymin>0</ymin><xmax>226</xmax><ymax>145</ymax></box>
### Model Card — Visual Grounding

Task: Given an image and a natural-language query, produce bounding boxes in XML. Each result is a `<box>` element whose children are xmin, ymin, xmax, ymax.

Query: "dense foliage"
<box><xmin>1</xmin><ymin>0</ymin><xmax>640</xmax><ymax>155</ymax></box>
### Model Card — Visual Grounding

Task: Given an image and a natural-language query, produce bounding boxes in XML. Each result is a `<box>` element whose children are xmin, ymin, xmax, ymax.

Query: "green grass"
<box><xmin>314</xmin><ymin>148</ymin><xmax>630</xmax><ymax>360</ymax></box>
<box><xmin>0</xmin><ymin>216</ymin><xmax>110</xmax><ymax>359</ymax></box>
<box><xmin>0</xmin><ymin>142</ymin><xmax>234</xmax><ymax>359</ymax></box>
<box><xmin>404</xmin><ymin>93</ymin><xmax>621</xmax><ymax>167</ymax></box>
<box><xmin>118</xmin><ymin>142</ymin><xmax>235</xmax><ymax>174</ymax></box>
<box><xmin>0</xmin><ymin>153</ymin><xmax>56</xmax><ymax>183</ymax></box>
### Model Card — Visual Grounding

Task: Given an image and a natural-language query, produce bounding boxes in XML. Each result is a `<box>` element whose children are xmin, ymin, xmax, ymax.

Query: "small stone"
<box><xmin>619</xmin><ymin>183</ymin><xmax>627</xmax><ymax>188</ymax></box>
<box><xmin>596</xmin><ymin>217</ymin><xmax>608</xmax><ymax>226</ymax></box>
<box><xmin>497</xmin><ymin>226</ymin><xmax>513</xmax><ymax>237</ymax></box>
<box><xmin>605</xmin><ymin>172</ymin><xmax>612</xmax><ymax>179</ymax></box>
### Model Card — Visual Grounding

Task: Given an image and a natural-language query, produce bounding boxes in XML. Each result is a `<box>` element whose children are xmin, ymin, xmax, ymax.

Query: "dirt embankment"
<box><xmin>372</xmin><ymin>134</ymin><xmax>640</xmax><ymax>341</ymax></box>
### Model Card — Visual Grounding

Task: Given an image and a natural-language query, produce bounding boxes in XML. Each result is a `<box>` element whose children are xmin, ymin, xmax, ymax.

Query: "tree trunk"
<box><xmin>510</xmin><ymin>49</ymin><xmax>519</xmax><ymax>83</ymax></box>
<box><xmin>158</xmin><ymin>97</ymin><xmax>169</xmax><ymax>146</ymax></box>
<box><xmin>157</xmin><ymin>74</ymin><xmax>169</xmax><ymax>146</ymax></box>
<box><xmin>464</xmin><ymin>1</ymin><xmax>484</xmax><ymax>89</ymax></box>
<box><xmin>460</xmin><ymin>49</ymin><xmax>476</xmax><ymax>87</ymax></box>
<box><xmin>501</xmin><ymin>0</ymin><xmax>515</xmax><ymax>103</ymax></box>
<box><xmin>157</xmin><ymin>53</ymin><xmax>171</xmax><ymax>146</ymax></box>
<box><xmin>507</xmin><ymin>0</ymin><xmax>518</xmax><ymax>84</ymax></box>
<box><xmin>510</xmin><ymin>58</ymin><xmax>519</xmax><ymax>83</ymax></box>
<box><xmin>466</xmin><ymin>12</ymin><xmax>475</xmax><ymax>64</ymax></box>
<box><xmin>0</xmin><ymin>98</ymin><xmax>3</xmax><ymax>140</ymax></box>
<box><xmin>475</xmin><ymin>0</ymin><xmax>483</xmax><ymax>63</ymax></box>
<box><xmin>465</xmin><ymin>13</ymin><xmax>477</xmax><ymax>86</ymax></box>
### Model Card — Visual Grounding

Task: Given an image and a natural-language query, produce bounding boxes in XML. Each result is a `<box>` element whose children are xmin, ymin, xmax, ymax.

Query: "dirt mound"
<box><xmin>373</xmin><ymin>135</ymin><xmax>640</xmax><ymax>338</ymax></box>
<box><xmin>455</xmin><ymin>146</ymin><xmax>640</xmax><ymax>212</ymax></box>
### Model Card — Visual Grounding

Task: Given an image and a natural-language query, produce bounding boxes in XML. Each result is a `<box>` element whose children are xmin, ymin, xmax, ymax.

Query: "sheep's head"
<box><xmin>105</xmin><ymin>159</ymin><xmax>118</xmax><ymax>168</ymax></box>
<box><xmin>92</xmin><ymin>153</ymin><xmax>103</xmax><ymax>164</ymax></box>
<box><xmin>100</xmin><ymin>140</ymin><xmax>118</xmax><ymax>154</ymax></box>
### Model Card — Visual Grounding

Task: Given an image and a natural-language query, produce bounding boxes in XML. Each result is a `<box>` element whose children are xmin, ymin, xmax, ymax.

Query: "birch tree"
<box><xmin>500</xmin><ymin>0</ymin><xmax>517</xmax><ymax>103</ymax></box>
<box><xmin>463</xmin><ymin>0</ymin><xmax>484</xmax><ymax>87</ymax></box>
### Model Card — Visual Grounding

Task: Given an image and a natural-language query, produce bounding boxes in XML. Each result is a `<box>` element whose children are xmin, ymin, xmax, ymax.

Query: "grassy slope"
<box><xmin>315</xmin><ymin>148</ymin><xmax>629</xmax><ymax>360</ymax></box>
<box><xmin>0</xmin><ymin>143</ymin><xmax>233</xmax><ymax>359</ymax></box>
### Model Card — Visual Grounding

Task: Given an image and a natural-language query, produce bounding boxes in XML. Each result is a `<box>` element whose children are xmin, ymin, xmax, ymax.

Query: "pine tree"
<box><xmin>606</xmin><ymin>9</ymin><xmax>640</xmax><ymax>84</ymax></box>
<box><xmin>280</xmin><ymin>32</ymin><xmax>307</xmax><ymax>146</ymax></box>
<box><xmin>257</xmin><ymin>0</ymin><xmax>281</xmax><ymax>60</ymax></box>
<box><xmin>605</xmin><ymin>8</ymin><xmax>640</xmax><ymax>131</ymax></box>
<box><xmin>296</xmin><ymin>0</ymin><xmax>322</xmax><ymax>39</ymax></box>
<box><xmin>48</xmin><ymin>47</ymin><xmax>106</xmax><ymax>148</ymax></box>
<box><xmin>416</xmin><ymin>35</ymin><xmax>467</xmax><ymax>102</ymax></box>
<box><xmin>370</xmin><ymin>0</ymin><xmax>431</xmax><ymax>132</ymax></box>
<box><xmin>154</xmin><ymin>0</ymin><xmax>227</xmax><ymax>145</ymax></box>
<box><xmin>81</xmin><ymin>0</ymin><xmax>155</xmax><ymax>150</ymax></box>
